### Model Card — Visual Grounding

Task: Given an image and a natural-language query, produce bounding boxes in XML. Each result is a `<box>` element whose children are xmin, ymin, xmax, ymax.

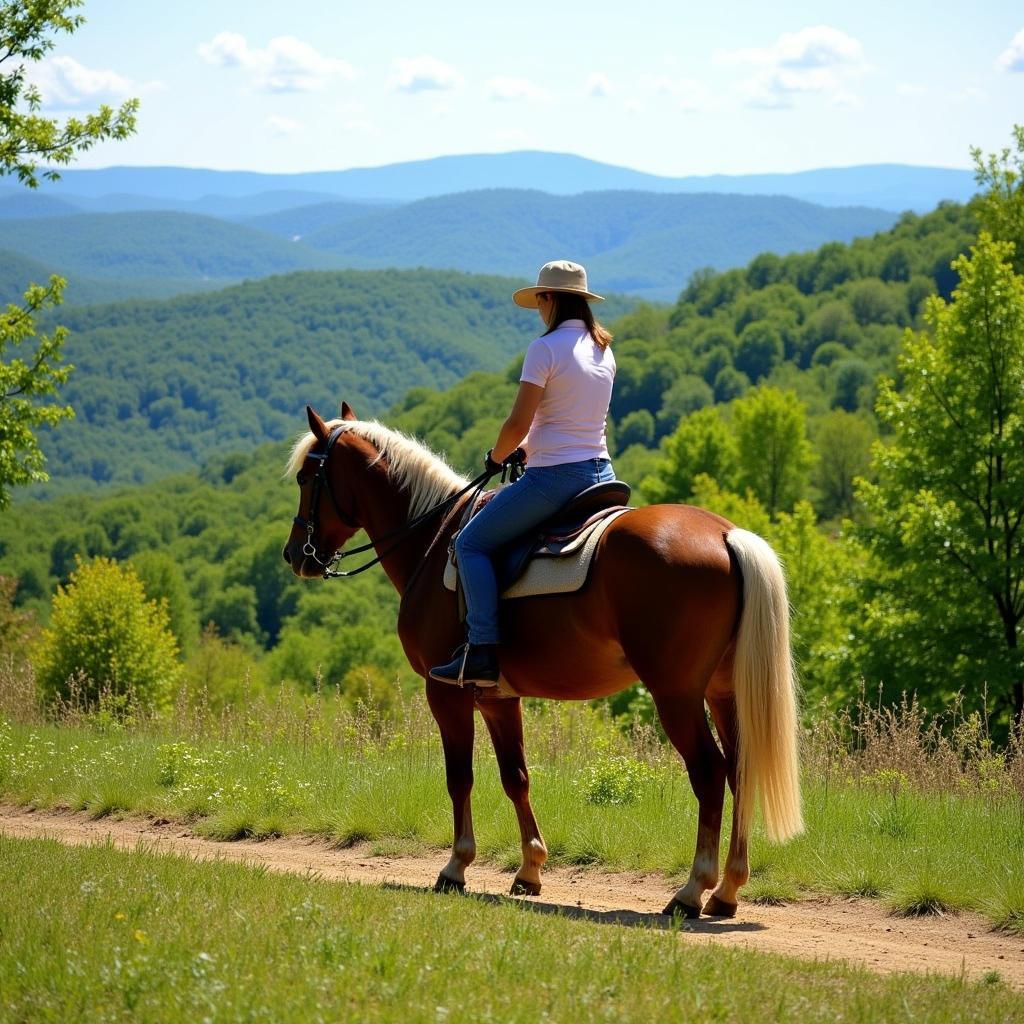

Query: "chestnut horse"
<box><xmin>283</xmin><ymin>403</ymin><xmax>802</xmax><ymax>918</ymax></box>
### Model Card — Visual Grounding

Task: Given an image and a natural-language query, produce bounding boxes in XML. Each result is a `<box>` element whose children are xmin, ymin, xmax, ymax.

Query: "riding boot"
<box><xmin>429</xmin><ymin>643</ymin><xmax>500</xmax><ymax>687</ymax></box>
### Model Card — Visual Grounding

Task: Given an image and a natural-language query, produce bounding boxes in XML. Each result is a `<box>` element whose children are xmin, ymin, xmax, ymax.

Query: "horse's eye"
<box><xmin>296</xmin><ymin>473</ymin><xmax>307</xmax><ymax>486</ymax></box>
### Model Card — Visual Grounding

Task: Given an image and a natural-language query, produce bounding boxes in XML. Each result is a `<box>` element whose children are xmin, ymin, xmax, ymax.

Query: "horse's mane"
<box><xmin>285</xmin><ymin>419</ymin><xmax>469</xmax><ymax>519</ymax></box>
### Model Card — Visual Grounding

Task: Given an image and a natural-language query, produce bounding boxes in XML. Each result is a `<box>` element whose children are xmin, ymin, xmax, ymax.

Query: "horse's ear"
<box><xmin>306</xmin><ymin>405</ymin><xmax>329</xmax><ymax>441</ymax></box>
<box><xmin>340</xmin><ymin>401</ymin><xmax>357</xmax><ymax>421</ymax></box>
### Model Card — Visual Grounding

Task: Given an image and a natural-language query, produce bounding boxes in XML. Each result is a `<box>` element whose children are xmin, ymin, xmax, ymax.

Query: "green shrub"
<box><xmin>580</xmin><ymin>755</ymin><xmax>658</xmax><ymax>806</ymax></box>
<box><xmin>34</xmin><ymin>557</ymin><xmax>179</xmax><ymax>710</ymax></box>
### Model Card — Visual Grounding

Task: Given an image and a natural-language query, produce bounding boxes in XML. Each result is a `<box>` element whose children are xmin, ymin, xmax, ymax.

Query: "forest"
<box><xmin>17</xmin><ymin>268</ymin><xmax>637</xmax><ymax>494</ymax></box>
<box><xmin>4</xmin><ymin>171</ymin><xmax>1021</xmax><ymax>726</ymax></box>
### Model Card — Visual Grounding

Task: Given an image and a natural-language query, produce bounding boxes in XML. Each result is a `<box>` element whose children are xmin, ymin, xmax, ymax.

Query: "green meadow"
<box><xmin>1</xmin><ymin>835</ymin><xmax>1020</xmax><ymax>1024</ymax></box>
<box><xmin>2</xmin><ymin>679</ymin><xmax>1021</xmax><ymax>933</ymax></box>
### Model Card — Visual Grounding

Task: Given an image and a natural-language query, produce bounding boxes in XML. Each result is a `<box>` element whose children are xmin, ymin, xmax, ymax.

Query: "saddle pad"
<box><xmin>443</xmin><ymin>508</ymin><xmax>632</xmax><ymax>599</ymax></box>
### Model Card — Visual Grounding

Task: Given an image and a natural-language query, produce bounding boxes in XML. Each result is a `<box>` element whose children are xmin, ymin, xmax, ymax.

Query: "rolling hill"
<box><xmin>28</xmin><ymin>268</ymin><xmax>636</xmax><ymax>493</ymax></box>
<box><xmin>296</xmin><ymin>190</ymin><xmax>897</xmax><ymax>301</ymax></box>
<box><xmin>1</xmin><ymin>192</ymin><xmax>897</xmax><ymax>303</ymax></box>
<box><xmin>0</xmin><ymin>211</ymin><xmax>343</xmax><ymax>284</ymax></box>
<box><xmin>24</xmin><ymin>153</ymin><xmax>976</xmax><ymax>212</ymax></box>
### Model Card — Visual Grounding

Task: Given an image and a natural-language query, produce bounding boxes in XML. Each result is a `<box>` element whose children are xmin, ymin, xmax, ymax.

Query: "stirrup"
<box><xmin>429</xmin><ymin>643</ymin><xmax>499</xmax><ymax>688</ymax></box>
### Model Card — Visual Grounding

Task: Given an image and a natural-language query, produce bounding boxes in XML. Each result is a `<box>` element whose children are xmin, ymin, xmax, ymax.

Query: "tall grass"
<box><xmin>1</xmin><ymin>656</ymin><xmax>1023</xmax><ymax>929</ymax></box>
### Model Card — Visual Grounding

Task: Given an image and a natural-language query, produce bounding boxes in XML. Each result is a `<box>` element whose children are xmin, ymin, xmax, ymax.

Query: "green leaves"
<box><xmin>0</xmin><ymin>2</ymin><xmax>138</xmax><ymax>187</ymax></box>
<box><xmin>35</xmin><ymin>557</ymin><xmax>181</xmax><ymax>709</ymax></box>
<box><xmin>0</xmin><ymin>275</ymin><xmax>74</xmax><ymax>507</ymax></box>
<box><xmin>855</xmin><ymin>233</ymin><xmax>1024</xmax><ymax>718</ymax></box>
<box><xmin>0</xmin><ymin>0</ymin><xmax>137</xmax><ymax>504</ymax></box>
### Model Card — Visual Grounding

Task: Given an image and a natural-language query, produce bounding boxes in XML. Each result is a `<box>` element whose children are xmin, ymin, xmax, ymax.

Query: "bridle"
<box><xmin>293</xmin><ymin>426</ymin><xmax>495</xmax><ymax>579</ymax></box>
<box><xmin>293</xmin><ymin>427</ymin><xmax>361</xmax><ymax>572</ymax></box>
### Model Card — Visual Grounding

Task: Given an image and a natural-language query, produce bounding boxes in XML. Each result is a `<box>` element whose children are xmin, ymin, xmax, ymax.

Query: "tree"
<box><xmin>812</xmin><ymin>410</ymin><xmax>874</xmax><ymax>519</ymax></box>
<box><xmin>735</xmin><ymin>320</ymin><xmax>783</xmax><ymax>381</ymax></box>
<box><xmin>0</xmin><ymin>0</ymin><xmax>138</xmax><ymax>503</ymax></box>
<box><xmin>857</xmin><ymin>234</ymin><xmax>1024</xmax><ymax>720</ymax></box>
<box><xmin>971</xmin><ymin>125</ymin><xmax>1024</xmax><ymax>274</ymax></box>
<box><xmin>732</xmin><ymin>386</ymin><xmax>815</xmax><ymax>518</ymax></box>
<box><xmin>641</xmin><ymin>407</ymin><xmax>737</xmax><ymax>504</ymax></box>
<box><xmin>35</xmin><ymin>557</ymin><xmax>179</xmax><ymax>708</ymax></box>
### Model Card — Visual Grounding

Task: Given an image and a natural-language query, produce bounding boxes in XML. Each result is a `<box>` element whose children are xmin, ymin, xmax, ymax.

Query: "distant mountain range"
<box><xmin>0</xmin><ymin>189</ymin><xmax>898</xmax><ymax>304</ymax></box>
<box><xmin>0</xmin><ymin>151</ymin><xmax>975</xmax><ymax>215</ymax></box>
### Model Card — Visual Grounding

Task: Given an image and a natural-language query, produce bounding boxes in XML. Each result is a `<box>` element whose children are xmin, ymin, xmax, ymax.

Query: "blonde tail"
<box><xmin>725</xmin><ymin>528</ymin><xmax>803</xmax><ymax>843</ymax></box>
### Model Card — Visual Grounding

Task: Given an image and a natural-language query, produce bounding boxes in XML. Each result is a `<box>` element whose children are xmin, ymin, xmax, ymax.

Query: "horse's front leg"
<box><xmin>477</xmin><ymin>696</ymin><xmax>548</xmax><ymax>896</ymax></box>
<box><xmin>426</xmin><ymin>679</ymin><xmax>477</xmax><ymax>892</ymax></box>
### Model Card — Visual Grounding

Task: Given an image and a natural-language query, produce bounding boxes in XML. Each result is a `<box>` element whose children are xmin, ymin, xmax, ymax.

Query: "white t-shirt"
<box><xmin>519</xmin><ymin>318</ymin><xmax>616</xmax><ymax>467</ymax></box>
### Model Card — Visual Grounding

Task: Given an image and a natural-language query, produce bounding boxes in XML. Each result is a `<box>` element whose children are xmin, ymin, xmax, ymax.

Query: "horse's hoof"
<box><xmin>702</xmin><ymin>895</ymin><xmax>738</xmax><ymax>918</ymax></box>
<box><xmin>433</xmin><ymin>873</ymin><xmax>466</xmax><ymax>894</ymax></box>
<box><xmin>510</xmin><ymin>878</ymin><xmax>542</xmax><ymax>897</ymax></box>
<box><xmin>663</xmin><ymin>897</ymin><xmax>702</xmax><ymax>919</ymax></box>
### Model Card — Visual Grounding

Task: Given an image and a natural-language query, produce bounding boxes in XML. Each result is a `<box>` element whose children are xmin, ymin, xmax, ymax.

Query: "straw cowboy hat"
<box><xmin>512</xmin><ymin>259</ymin><xmax>604</xmax><ymax>309</ymax></box>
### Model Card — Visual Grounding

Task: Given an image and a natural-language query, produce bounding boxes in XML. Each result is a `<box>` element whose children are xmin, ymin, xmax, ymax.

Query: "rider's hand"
<box><xmin>504</xmin><ymin>447</ymin><xmax>527</xmax><ymax>468</ymax></box>
<box><xmin>484</xmin><ymin>449</ymin><xmax>503</xmax><ymax>476</ymax></box>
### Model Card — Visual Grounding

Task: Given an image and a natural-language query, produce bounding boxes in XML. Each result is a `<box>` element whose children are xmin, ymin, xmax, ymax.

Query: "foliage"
<box><xmin>854</xmin><ymin>234</ymin><xmax>1024</xmax><ymax>719</ymax></box>
<box><xmin>811</xmin><ymin>410</ymin><xmax>875</xmax><ymax>520</ymax></box>
<box><xmin>130</xmin><ymin>551</ymin><xmax>198</xmax><ymax>656</ymax></box>
<box><xmin>27</xmin><ymin>269</ymin><xmax>591</xmax><ymax>493</ymax></box>
<box><xmin>732</xmin><ymin>386</ymin><xmax>816</xmax><ymax>518</ymax></box>
<box><xmin>0</xmin><ymin>0</ymin><xmax>136</xmax><ymax>505</ymax></box>
<box><xmin>641</xmin><ymin>406</ymin><xmax>737</xmax><ymax>503</ymax></box>
<box><xmin>0</xmin><ymin>0</ymin><xmax>137</xmax><ymax>187</ymax></box>
<box><xmin>34</xmin><ymin>557</ymin><xmax>180</xmax><ymax>708</ymax></box>
<box><xmin>0</xmin><ymin>276</ymin><xmax>74</xmax><ymax>506</ymax></box>
<box><xmin>971</xmin><ymin>124</ymin><xmax>1024</xmax><ymax>273</ymax></box>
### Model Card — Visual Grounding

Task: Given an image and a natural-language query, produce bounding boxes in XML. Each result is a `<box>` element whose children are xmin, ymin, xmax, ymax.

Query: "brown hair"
<box><xmin>542</xmin><ymin>292</ymin><xmax>613</xmax><ymax>349</ymax></box>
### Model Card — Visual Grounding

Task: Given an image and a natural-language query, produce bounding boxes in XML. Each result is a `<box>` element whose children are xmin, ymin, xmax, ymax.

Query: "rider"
<box><xmin>429</xmin><ymin>259</ymin><xmax>616</xmax><ymax>687</ymax></box>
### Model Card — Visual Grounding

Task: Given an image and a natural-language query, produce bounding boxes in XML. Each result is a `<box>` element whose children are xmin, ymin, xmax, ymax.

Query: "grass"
<box><xmin>1</xmin><ymin>834</ymin><xmax>1021</xmax><ymax>1023</ymax></box>
<box><xmin>1</xmin><ymin>669</ymin><xmax>1022</xmax><ymax>931</ymax></box>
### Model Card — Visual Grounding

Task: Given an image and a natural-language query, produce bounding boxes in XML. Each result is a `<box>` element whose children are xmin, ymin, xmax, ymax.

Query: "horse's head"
<box><xmin>282</xmin><ymin>402</ymin><xmax>363</xmax><ymax>578</ymax></box>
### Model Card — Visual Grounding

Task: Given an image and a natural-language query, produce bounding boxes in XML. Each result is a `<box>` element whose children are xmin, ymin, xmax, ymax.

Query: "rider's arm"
<box><xmin>492</xmin><ymin>382</ymin><xmax>543</xmax><ymax>462</ymax></box>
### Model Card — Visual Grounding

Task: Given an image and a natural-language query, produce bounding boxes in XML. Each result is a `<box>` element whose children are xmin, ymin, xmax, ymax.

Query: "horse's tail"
<box><xmin>724</xmin><ymin>528</ymin><xmax>803</xmax><ymax>844</ymax></box>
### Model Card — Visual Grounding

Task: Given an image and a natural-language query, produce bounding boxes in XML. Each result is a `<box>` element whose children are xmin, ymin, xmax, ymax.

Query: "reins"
<box><xmin>294</xmin><ymin>426</ymin><xmax>501</xmax><ymax>579</ymax></box>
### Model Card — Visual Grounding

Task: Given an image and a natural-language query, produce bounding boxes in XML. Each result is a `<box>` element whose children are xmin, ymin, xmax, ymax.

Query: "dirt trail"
<box><xmin>2</xmin><ymin>804</ymin><xmax>1022</xmax><ymax>988</ymax></box>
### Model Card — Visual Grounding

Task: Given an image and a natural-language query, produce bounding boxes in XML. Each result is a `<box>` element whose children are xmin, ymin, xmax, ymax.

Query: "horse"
<box><xmin>282</xmin><ymin>402</ymin><xmax>802</xmax><ymax>918</ymax></box>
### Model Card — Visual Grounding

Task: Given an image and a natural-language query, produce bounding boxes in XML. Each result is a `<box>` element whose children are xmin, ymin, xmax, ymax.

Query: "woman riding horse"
<box><xmin>429</xmin><ymin>259</ymin><xmax>617</xmax><ymax>688</ymax></box>
<box><xmin>283</xmin><ymin>267</ymin><xmax>803</xmax><ymax>917</ymax></box>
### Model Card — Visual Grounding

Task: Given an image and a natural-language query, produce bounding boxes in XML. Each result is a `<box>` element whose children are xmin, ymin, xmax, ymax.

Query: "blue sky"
<box><xmin>24</xmin><ymin>0</ymin><xmax>1024</xmax><ymax>176</ymax></box>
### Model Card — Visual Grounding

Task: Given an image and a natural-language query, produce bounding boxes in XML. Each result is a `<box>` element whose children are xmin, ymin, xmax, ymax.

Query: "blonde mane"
<box><xmin>285</xmin><ymin>419</ymin><xmax>469</xmax><ymax>519</ymax></box>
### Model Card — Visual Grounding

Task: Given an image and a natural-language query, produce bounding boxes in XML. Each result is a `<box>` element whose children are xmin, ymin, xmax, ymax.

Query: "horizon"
<box><xmin>27</xmin><ymin>150</ymin><xmax>976</xmax><ymax>179</ymax></box>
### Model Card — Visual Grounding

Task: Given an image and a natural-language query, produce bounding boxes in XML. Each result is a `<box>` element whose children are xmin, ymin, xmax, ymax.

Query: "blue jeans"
<box><xmin>456</xmin><ymin>458</ymin><xmax>616</xmax><ymax>645</ymax></box>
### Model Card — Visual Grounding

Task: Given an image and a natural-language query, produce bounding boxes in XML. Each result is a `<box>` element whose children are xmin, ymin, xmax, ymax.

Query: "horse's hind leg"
<box><xmin>650</xmin><ymin>689</ymin><xmax>728</xmax><ymax>918</ymax></box>
<box><xmin>477</xmin><ymin>696</ymin><xmax>547</xmax><ymax>896</ymax></box>
<box><xmin>705</xmin><ymin>691</ymin><xmax>748</xmax><ymax>916</ymax></box>
<box><xmin>426</xmin><ymin>680</ymin><xmax>477</xmax><ymax>892</ymax></box>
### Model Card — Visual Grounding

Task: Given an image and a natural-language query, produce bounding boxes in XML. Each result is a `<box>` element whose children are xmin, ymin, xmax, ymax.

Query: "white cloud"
<box><xmin>487</xmin><ymin>76</ymin><xmax>547</xmax><ymax>102</ymax></box>
<box><xmin>996</xmin><ymin>29</ymin><xmax>1024</xmax><ymax>72</ymax></box>
<box><xmin>28</xmin><ymin>56</ymin><xmax>150</xmax><ymax>108</ymax></box>
<box><xmin>717</xmin><ymin>25</ymin><xmax>865</xmax><ymax>110</ymax></box>
<box><xmin>198</xmin><ymin>32</ymin><xmax>355</xmax><ymax>93</ymax></box>
<box><xmin>896</xmin><ymin>82</ymin><xmax>928</xmax><ymax>97</ymax></box>
<box><xmin>266</xmin><ymin>115</ymin><xmax>302</xmax><ymax>136</ymax></box>
<box><xmin>390</xmin><ymin>55</ymin><xmax>462</xmax><ymax>93</ymax></box>
<box><xmin>585</xmin><ymin>72</ymin><xmax>613</xmax><ymax>98</ymax></box>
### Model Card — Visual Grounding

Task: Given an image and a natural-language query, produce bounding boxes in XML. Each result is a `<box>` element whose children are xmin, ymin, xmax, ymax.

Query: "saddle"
<box><xmin>443</xmin><ymin>481</ymin><xmax>633</xmax><ymax>601</ymax></box>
